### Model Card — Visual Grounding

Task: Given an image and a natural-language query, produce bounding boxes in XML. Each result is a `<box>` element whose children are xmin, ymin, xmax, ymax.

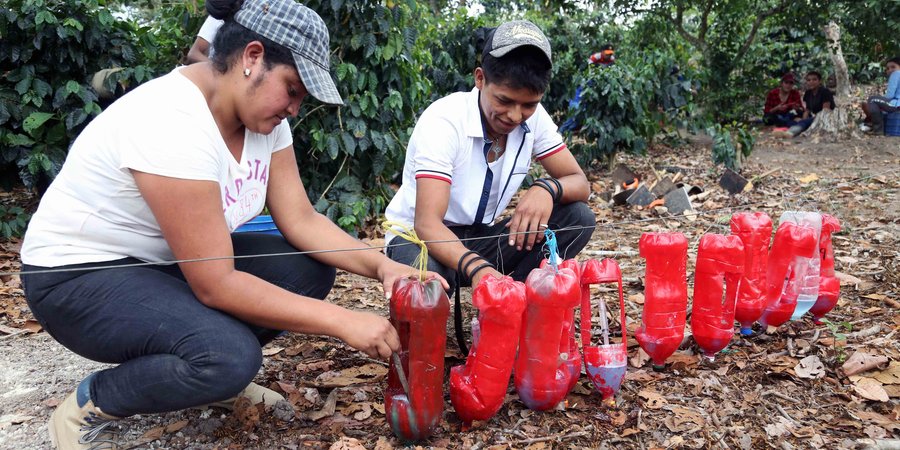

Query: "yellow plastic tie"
<box><xmin>383</xmin><ymin>221</ymin><xmax>427</xmax><ymax>281</ymax></box>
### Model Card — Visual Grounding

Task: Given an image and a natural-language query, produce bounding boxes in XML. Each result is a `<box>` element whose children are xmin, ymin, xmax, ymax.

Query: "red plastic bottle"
<box><xmin>541</xmin><ymin>258</ymin><xmax>583</xmax><ymax>394</ymax></box>
<box><xmin>758</xmin><ymin>222</ymin><xmax>818</xmax><ymax>329</ymax></box>
<box><xmin>690</xmin><ymin>234</ymin><xmax>745</xmax><ymax>360</ymax></box>
<box><xmin>450</xmin><ymin>275</ymin><xmax>526</xmax><ymax>424</ymax></box>
<box><xmin>730</xmin><ymin>212</ymin><xmax>772</xmax><ymax>335</ymax></box>
<box><xmin>635</xmin><ymin>233</ymin><xmax>688</xmax><ymax>369</ymax></box>
<box><xmin>385</xmin><ymin>276</ymin><xmax>450</xmax><ymax>441</ymax></box>
<box><xmin>810</xmin><ymin>214</ymin><xmax>841</xmax><ymax>324</ymax></box>
<box><xmin>514</xmin><ymin>260</ymin><xmax>581</xmax><ymax>411</ymax></box>
<box><xmin>580</xmin><ymin>259</ymin><xmax>627</xmax><ymax>405</ymax></box>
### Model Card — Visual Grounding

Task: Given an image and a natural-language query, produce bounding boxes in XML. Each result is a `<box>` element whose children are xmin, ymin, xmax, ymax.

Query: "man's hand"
<box><xmin>471</xmin><ymin>266</ymin><xmax>503</xmax><ymax>289</ymax></box>
<box><xmin>507</xmin><ymin>185</ymin><xmax>554</xmax><ymax>251</ymax></box>
<box><xmin>335</xmin><ymin>310</ymin><xmax>400</xmax><ymax>359</ymax></box>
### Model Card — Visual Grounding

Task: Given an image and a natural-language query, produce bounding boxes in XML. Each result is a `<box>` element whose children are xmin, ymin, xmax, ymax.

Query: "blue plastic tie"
<box><xmin>543</xmin><ymin>228</ymin><xmax>559</xmax><ymax>273</ymax></box>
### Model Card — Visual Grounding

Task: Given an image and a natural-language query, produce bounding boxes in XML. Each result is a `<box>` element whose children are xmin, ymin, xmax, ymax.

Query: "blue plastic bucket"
<box><xmin>885</xmin><ymin>112</ymin><xmax>900</xmax><ymax>137</ymax></box>
<box><xmin>235</xmin><ymin>215</ymin><xmax>282</xmax><ymax>235</ymax></box>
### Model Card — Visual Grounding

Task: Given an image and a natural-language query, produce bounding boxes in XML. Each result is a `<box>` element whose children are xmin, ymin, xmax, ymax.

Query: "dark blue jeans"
<box><xmin>763</xmin><ymin>112</ymin><xmax>799</xmax><ymax>127</ymax></box>
<box><xmin>866</xmin><ymin>95</ymin><xmax>900</xmax><ymax>130</ymax></box>
<box><xmin>386</xmin><ymin>202</ymin><xmax>595</xmax><ymax>291</ymax></box>
<box><xmin>22</xmin><ymin>233</ymin><xmax>335</xmax><ymax>417</ymax></box>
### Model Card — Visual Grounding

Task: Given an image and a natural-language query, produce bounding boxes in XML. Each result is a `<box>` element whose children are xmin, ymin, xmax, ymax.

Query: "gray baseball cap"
<box><xmin>483</xmin><ymin>20</ymin><xmax>552</xmax><ymax>66</ymax></box>
<box><xmin>234</xmin><ymin>0</ymin><xmax>343</xmax><ymax>105</ymax></box>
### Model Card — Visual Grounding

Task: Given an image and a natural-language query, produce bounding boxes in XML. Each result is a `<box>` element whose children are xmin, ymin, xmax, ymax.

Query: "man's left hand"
<box><xmin>507</xmin><ymin>185</ymin><xmax>554</xmax><ymax>251</ymax></box>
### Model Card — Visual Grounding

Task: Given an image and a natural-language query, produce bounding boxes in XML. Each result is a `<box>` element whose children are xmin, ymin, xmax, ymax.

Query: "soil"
<box><xmin>1</xmin><ymin>132</ymin><xmax>898</xmax><ymax>450</ymax></box>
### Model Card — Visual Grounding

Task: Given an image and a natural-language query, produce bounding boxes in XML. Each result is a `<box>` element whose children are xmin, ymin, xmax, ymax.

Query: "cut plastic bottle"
<box><xmin>730</xmin><ymin>212</ymin><xmax>772</xmax><ymax>335</ymax></box>
<box><xmin>778</xmin><ymin>211</ymin><xmax>823</xmax><ymax>320</ymax></box>
<box><xmin>758</xmin><ymin>221</ymin><xmax>818</xmax><ymax>329</ymax></box>
<box><xmin>690</xmin><ymin>234</ymin><xmax>744</xmax><ymax>360</ymax></box>
<box><xmin>810</xmin><ymin>214</ymin><xmax>841</xmax><ymax>324</ymax></box>
<box><xmin>385</xmin><ymin>276</ymin><xmax>450</xmax><ymax>442</ymax></box>
<box><xmin>580</xmin><ymin>258</ymin><xmax>627</xmax><ymax>406</ymax></box>
<box><xmin>635</xmin><ymin>233</ymin><xmax>688</xmax><ymax>370</ymax></box>
<box><xmin>514</xmin><ymin>259</ymin><xmax>581</xmax><ymax>411</ymax></box>
<box><xmin>449</xmin><ymin>275</ymin><xmax>526</xmax><ymax>425</ymax></box>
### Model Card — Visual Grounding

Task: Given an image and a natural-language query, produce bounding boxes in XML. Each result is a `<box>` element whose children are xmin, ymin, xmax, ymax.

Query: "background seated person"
<box><xmin>763</xmin><ymin>72</ymin><xmax>804</xmax><ymax>127</ymax></box>
<box><xmin>776</xmin><ymin>70</ymin><xmax>834</xmax><ymax>138</ymax></box>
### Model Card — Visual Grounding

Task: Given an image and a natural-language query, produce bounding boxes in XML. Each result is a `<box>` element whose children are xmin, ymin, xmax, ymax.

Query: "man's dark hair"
<box><xmin>482</xmin><ymin>46</ymin><xmax>552</xmax><ymax>95</ymax></box>
<box><xmin>806</xmin><ymin>71</ymin><xmax>822</xmax><ymax>80</ymax></box>
<box><xmin>888</xmin><ymin>56</ymin><xmax>900</xmax><ymax>66</ymax></box>
<box><xmin>207</xmin><ymin>0</ymin><xmax>294</xmax><ymax>74</ymax></box>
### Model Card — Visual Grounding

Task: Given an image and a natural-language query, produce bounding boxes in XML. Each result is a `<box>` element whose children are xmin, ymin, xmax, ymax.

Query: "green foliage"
<box><xmin>707</xmin><ymin>122</ymin><xmax>756</xmax><ymax>171</ymax></box>
<box><xmin>564</xmin><ymin>47</ymin><xmax>703</xmax><ymax>167</ymax></box>
<box><xmin>0</xmin><ymin>205</ymin><xmax>29</xmax><ymax>238</ymax></box>
<box><xmin>0</xmin><ymin>0</ymin><xmax>194</xmax><ymax>191</ymax></box>
<box><xmin>821</xmin><ymin>318</ymin><xmax>852</xmax><ymax>363</ymax></box>
<box><xmin>293</xmin><ymin>0</ymin><xmax>432</xmax><ymax>233</ymax></box>
<box><xmin>420</xmin><ymin>9</ymin><xmax>486</xmax><ymax>100</ymax></box>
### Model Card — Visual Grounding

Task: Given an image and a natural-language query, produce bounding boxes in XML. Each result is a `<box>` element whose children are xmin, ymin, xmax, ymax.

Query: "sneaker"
<box><xmin>204</xmin><ymin>382</ymin><xmax>285</xmax><ymax>410</ymax></box>
<box><xmin>48</xmin><ymin>390</ymin><xmax>120</xmax><ymax>450</ymax></box>
<box><xmin>859</xmin><ymin>123</ymin><xmax>872</xmax><ymax>132</ymax></box>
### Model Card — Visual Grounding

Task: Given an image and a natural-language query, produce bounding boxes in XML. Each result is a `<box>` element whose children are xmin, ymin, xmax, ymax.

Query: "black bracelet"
<box><xmin>538</xmin><ymin>177</ymin><xmax>563</xmax><ymax>203</ymax></box>
<box><xmin>468</xmin><ymin>262</ymin><xmax>495</xmax><ymax>282</ymax></box>
<box><xmin>546</xmin><ymin>177</ymin><xmax>563</xmax><ymax>202</ymax></box>
<box><xmin>462</xmin><ymin>255</ymin><xmax>486</xmax><ymax>278</ymax></box>
<box><xmin>457</xmin><ymin>250</ymin><xmax>478</xmax><ymax>275</ymax></box>
<box><xmin>532</xmin><ymin>179</ymin><xmax>556</xmax><ymax>201</ymax></box>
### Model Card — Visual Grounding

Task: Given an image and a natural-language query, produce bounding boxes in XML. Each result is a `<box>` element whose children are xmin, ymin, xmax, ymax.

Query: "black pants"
<box><xmin>22</xmin><ymin>233</ymin><xmax>335</xmax><ymax>417</ymax></box>
<box><xmin>866</xmin><ymin>95</ymin><xmax>900</xmax><ymax>130</ymax></box>
<box><xmin>386</xmin><ymin>202</ymin><xmax>595</xmax><ymax>291</ymax></box>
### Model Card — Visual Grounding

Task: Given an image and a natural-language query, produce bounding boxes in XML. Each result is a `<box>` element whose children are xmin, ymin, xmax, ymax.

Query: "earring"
<box><xmin>243</xmin><ymin>68</ymin><xmax>251</xmax><ymax>77</ymax></box>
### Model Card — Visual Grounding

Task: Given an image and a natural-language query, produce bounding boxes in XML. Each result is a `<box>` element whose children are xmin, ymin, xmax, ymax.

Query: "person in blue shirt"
<box><xmin>860</xmin><ymin>56</ymin><xmax>900</xmax><ymax>134</ymax></box>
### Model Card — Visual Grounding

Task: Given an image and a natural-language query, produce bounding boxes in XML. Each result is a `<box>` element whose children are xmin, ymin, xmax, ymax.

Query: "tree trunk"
<box><xmin>807</xmin><ymin>21</ymin><xmax>855</xmax><ymax>137</ymax></box>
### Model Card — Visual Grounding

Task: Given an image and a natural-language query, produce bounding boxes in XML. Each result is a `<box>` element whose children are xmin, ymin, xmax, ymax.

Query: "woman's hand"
<box><xmin>335</xmin><ymin>310</ymin><xmax>401</xmax><ymax>359</ymax></box>
<box><xmin>508</xmin><ymin>185</ymin><xmax>554</xmax><ymax>251</ymax></box>
<box><xmin>376</xmin><ymin>259</ymin><xmax>449</xmax><ymax>299</ymax></box>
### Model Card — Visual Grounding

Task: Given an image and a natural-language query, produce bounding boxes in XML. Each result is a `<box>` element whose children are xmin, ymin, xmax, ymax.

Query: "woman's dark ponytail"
<box><xmin>207</xmin><ymin>0</ymin><xmax>244</xmax><ymax>21</ymax></box>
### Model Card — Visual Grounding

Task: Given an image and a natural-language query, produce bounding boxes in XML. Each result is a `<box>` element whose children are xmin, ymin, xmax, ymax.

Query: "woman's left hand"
<box><xmin>376</xmin><ymin>260</ymin><xmax>449</xmax><ymax>299</ymax></box>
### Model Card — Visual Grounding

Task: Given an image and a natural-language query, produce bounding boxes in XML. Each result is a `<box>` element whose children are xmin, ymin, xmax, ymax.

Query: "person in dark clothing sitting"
<box><xmin>775</xmin><ymin>71</ymin><xmax>835</xmax><ymax>138</ymax></box>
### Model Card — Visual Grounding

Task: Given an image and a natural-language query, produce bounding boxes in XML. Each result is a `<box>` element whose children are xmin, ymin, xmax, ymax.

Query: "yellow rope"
<box><xmin>382</xmin><ymin>221</ymin><xmax>427</xmax><ymax>281</ymax></box>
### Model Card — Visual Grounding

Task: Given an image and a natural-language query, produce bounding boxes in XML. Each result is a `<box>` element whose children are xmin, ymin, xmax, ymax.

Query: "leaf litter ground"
<box><xmin>0</xmin><ymin>134</ymin><xmax>898</xmax><ymax>449</ymax></box>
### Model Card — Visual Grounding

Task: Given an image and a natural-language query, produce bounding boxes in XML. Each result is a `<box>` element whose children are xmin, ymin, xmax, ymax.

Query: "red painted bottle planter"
<box><xmin>810</xmin><ymin>214</ymin><xmax>841</xmax><ymax>324</ymax></box>
<box><xmin>690</xmin><ymin>234</ymin><xmax>744</xmax><ymax>360</ymax></box>
<box><xmin>730</xmin><ymin>212</ymin><xmax>772</xmax><ymax>335</ymax></box>
<box><xmin>514</xmin><ymin>259</ymin><xmax>581</xmax><ymax>411</ymax></box>
<box><xmin>385</xmin><ymin>277</ymin><xmax>450</xmax><ymax>442</ymax></box>
<box><xmin>758</xmin><ymin>222</ymin><xmax>818</xmax><ymax>329</ymax></box>
<box><xmin>635</xmin><ymin>233</ymin><xmax>688</xmax><ymax>369</ymax></box>
<box><xmin>580</xmin><ymin>258</ymin><xmax>627</xmax><ymax>405</ymax></box>
<box><xmin>450</xmin><ymin>275</ymin><xmax>526</xmax><ymax>424</ymax></box>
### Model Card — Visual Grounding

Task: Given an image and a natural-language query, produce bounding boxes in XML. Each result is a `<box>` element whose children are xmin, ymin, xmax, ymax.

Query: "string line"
<box><xmin>2</xmin><ymin>167</ymin><xmax>895</xmax><ymax>278</ymax></box>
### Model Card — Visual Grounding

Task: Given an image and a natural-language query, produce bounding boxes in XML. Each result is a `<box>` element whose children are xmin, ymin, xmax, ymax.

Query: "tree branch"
<box><xmin>630</xmin><ymin>4</ymin><xmax>707</xmax><ymax>51</ymax></box>
<box><xmin>734</xmin><ymin>0</ymin><xmax>790</xmax><ymax>63</ymax></box>
<box><xmin>698</xmin><ymin>0</ymin><xmax>715</xmax><ymax>42</ymax></box>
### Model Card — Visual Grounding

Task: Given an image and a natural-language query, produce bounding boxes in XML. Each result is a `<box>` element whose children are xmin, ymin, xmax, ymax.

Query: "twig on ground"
<box><xmin>763</xmin><ymin>390</ymin><xmax>800</xmax><ymax>404</ymax></box>
<box><xmin>775</xmin><ymin>404</ymin><xmax>799</xmax><ymax>426</ymax></box>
